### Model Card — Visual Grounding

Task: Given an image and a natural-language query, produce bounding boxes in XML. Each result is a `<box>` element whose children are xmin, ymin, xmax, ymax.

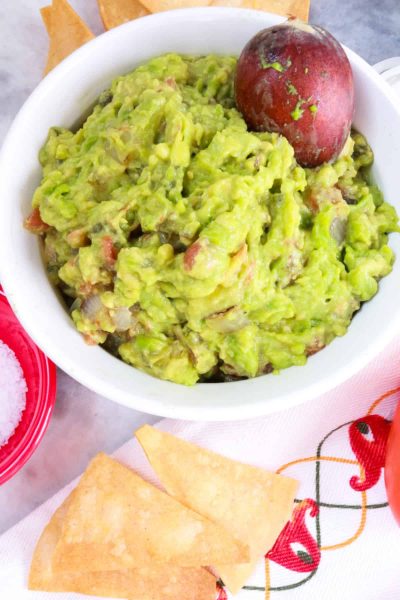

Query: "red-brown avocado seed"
<box><xmin>235</xmin><ymin>20</ymin><xmax>354</xmax><ymax>167</ymax></box>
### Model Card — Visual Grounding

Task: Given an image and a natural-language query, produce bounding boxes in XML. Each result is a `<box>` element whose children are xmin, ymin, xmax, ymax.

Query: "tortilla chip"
<box><xmin>40</xmin><ymin>5</ymin><xmax>52</xmax><ymax>35</ymax></box>
<box><xmin>52</xmin><ymin>453</ymin><xmax>249</xmax><ymax>573</ymax></box>
<box><xmin>29</xmin><ymin>493</ymin><xmax>74</xmax><ymax>591</ymax></box>
<box><xmin>140</xmin><ymin>0</ymin><xmax>211</xmax><ymax>13</ymax></box>
<box><xmin>42</xmin><ymin>0</ymin><xmax>95</xmax><ymax>75</ymax></box>
<box><xmin>98</xmin><ymin>0</ymin><xmax>150</xmax><ymax>30</ymax></box>
<box><xmin>209</xmin><ymin>0</ymin><xmax>310</xmax><ymax>21</ymax></box>
<box><xmin>139</xmin><ymin>0</ymin><xmax>308</xmax><ymax>18</ymax></box>
<box><xmin>29</xmin><ymin>492</ymin><xmax>217</xmax><ymax>599</ymax></box>
<box><xmin>136</xmin><ymin>426</ymin><xmax>298</xmax><ymax>594</ymax></box>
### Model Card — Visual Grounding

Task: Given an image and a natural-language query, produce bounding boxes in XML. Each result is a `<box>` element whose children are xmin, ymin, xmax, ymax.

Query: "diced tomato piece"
<box><xmin>305</xmin><ymin>189</ymin><xmax>319</xmax><ymax>214</ymax></box>
<box><xmin>184</xmin><ymin>241</ymin><xmax>202</xmax><ymax>271</ymax></box>
<box><xmin>24</xmin><ymin>208</ymin><xmax>49</xmax><ymax>234</ymax></box>
<box><xmin>165</xmin><ymin>77</ymin><xmax>176</xmax><ymax>88</ymax></box>
<box><xmin>101</xmin><ymin>236</ymin><xmax>118</xmax><ymax>267</ymax></box>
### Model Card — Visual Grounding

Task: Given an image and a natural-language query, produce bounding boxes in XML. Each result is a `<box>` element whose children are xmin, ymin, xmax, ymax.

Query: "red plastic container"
<box><xmin>0</xmin><ymin>287</ymin><xmax>57</xmax><ymax>485</ymax></box>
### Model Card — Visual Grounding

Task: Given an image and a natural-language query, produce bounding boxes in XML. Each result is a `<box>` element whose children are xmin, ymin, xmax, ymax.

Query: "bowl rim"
<box><xmin>0</xmin><ymin>288</ymin><xmax>57</xmax><ymax>485</ymax></box>
<box><xmin>1</xmin><ymin>7</ymin><xmax>400</xmax><ymax>421</ymax></box>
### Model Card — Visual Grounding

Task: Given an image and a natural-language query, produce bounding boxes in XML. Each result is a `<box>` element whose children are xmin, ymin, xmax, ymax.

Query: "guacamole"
<box><xmin>27</xmin><ymin>54</ymin><xmax>399</xmax><ymax>385</ymax></box>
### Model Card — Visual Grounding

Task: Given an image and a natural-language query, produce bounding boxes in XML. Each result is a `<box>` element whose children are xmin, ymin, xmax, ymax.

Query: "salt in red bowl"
<box><xmin>0</xmin><ymin>287</ymin><xmax>57</xmax><ymax>485</ymax></box>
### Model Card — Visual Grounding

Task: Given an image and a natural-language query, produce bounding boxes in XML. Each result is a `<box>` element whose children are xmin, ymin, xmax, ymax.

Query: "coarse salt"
<box><xmin>0</xmin><ymin>340</ymin><xmax>27</xmax><ymax>447</ymax></box>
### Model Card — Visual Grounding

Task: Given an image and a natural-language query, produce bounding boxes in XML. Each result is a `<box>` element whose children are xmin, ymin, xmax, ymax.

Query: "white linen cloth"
<box><xmin>1</xmin><ymin>335</ymin><xmax>400</xmax><ymax>600</ymax></box>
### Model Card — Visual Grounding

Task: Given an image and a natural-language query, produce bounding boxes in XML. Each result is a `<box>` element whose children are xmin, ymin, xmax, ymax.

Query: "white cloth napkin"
<box><xmin>1</xmin><ymin>335</ymin><xmax>400</xmax><ymax>600</ymax></box>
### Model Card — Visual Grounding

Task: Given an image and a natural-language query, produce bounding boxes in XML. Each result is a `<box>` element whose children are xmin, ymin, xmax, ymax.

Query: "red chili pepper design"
<box><xmin>349</xmin><ymin>415</ymin><xmax>391</xmax><ymax>491</ymax></box>
<box><xmin>216</xmin><ymin>582</ymin><xmax>228</xmax><ymax>600</ymax></box>
<box><xmin>267</xmin><ymin>498</ymin><xmax>320</xmax><ymax>573</ymax></box>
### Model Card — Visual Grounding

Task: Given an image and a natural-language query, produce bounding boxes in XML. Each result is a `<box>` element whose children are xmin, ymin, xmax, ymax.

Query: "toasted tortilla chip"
<box><xmin>139</xmin><ymin>0</ymin><xmax>308</xmax><ymax>18</ymax></box>
<box><xmin>29</xmin><ymin>493</ymin><xmax>74</xmax><ymax>591</ymax></box>
<box><xmin>42</xmin><ymin>0</ymin><xmax>95</xmax><ymax>75</ymax></box>
<box><xmin>136</xmin><ymin>426</ymin><xmax>298</xmax><ymax>594</ymax></box>
<box><xmin>209</xmin><ymin>0</ymin><xmax>309</xmax><ymax>21</ymax></box>
<box><xmin>29</xmin><ymin>491</ymin><xmax>217</xmax><ymax>599</ymax></box>
<box><xmin>140</xmin><ymin>0</ymin><xmax>211</xmax><ymax>13</ymax></box>
<box><xmin>98</xmin><ymin>0</ymin><xmax>149</xmax><ymax>30</ymax></box>
<box><xmin>40</xmin><ymin>5</ymin><xmax>53</xmax><ymax>35</ymax></box>
<box><xmin>53</xmin><ymin>453</ymin><xmax>249</xmax><ymax>573</ymax></box>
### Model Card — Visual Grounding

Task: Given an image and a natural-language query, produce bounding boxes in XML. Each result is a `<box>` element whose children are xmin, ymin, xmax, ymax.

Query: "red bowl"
<box><xmin>0</xmin><ymin>287</ymin><xmax>57</xmax><ymax>485</ymax></box>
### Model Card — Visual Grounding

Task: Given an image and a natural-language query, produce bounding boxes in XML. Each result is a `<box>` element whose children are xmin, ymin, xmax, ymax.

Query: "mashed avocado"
<box><xmin>28</xmin><ymin>54</ymin><xmax>399</xmax><ymax>385</ymax></box>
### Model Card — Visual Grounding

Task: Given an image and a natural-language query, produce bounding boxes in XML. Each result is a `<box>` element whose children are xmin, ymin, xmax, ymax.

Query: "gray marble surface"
<box><xmin>0</xmin><ymin>0</ymin><xmax>399</xmax><ymax>535</ymax></box>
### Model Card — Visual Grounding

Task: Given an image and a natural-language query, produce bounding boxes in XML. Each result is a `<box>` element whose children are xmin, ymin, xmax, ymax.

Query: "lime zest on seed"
<box><xmin>287</xmin><ymin>82</ymin><xmax>298</xmax><ymax>96</ymax></box>
<box><xmin>259</xmin><ymin>54</ymin><xmax>292</xmax><ymax>72</ymax></box>
<box><xmin>291</xmin><ymin>100</ymin><xmax>305</xmax><ymax>121</ymax></box>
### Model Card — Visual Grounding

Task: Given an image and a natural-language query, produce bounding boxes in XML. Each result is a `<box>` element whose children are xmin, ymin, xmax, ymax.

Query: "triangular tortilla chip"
<box><xmin>42</xmin><ymin>0</ymin><xmax>95</xmax><ymax>75</ymax></box>
<box><xmin>98</xmin><ymin>0</ymin><xmax>149</xmax><ymax>30</ymax></box>
<box><xmin>209</xmin><ymin>0</ymin><xmax>309</xmax><ymax>21</ymax></box>
<box><xmin>140</xmin><ymin>0</ymin><xmax>211</xmax><ymax>13</ymax></box>
<box><xmin>52</xmin><ymin>453</ymin><xmax>249</xmax><ymax>573</ymax></box>
<box><xmin>136</xmin><ymin>426</ymin><xmax>298</xmax><ymax>594</ymax></box>
<box><xmin>40</xmin><ymin>5</ymin><xmax>53</xmax><ymax>35</ymax></box>
<box><xmin>29</xmin><ymin>491</ymin><xmax>217</xmax><ymax>599</ymax></box>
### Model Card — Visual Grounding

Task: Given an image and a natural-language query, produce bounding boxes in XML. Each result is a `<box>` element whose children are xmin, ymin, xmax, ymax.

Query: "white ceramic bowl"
<box><xmin>1</xmin><ymin>8</ymin><xmax>400</xmax><ymax>421</ymax></box>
